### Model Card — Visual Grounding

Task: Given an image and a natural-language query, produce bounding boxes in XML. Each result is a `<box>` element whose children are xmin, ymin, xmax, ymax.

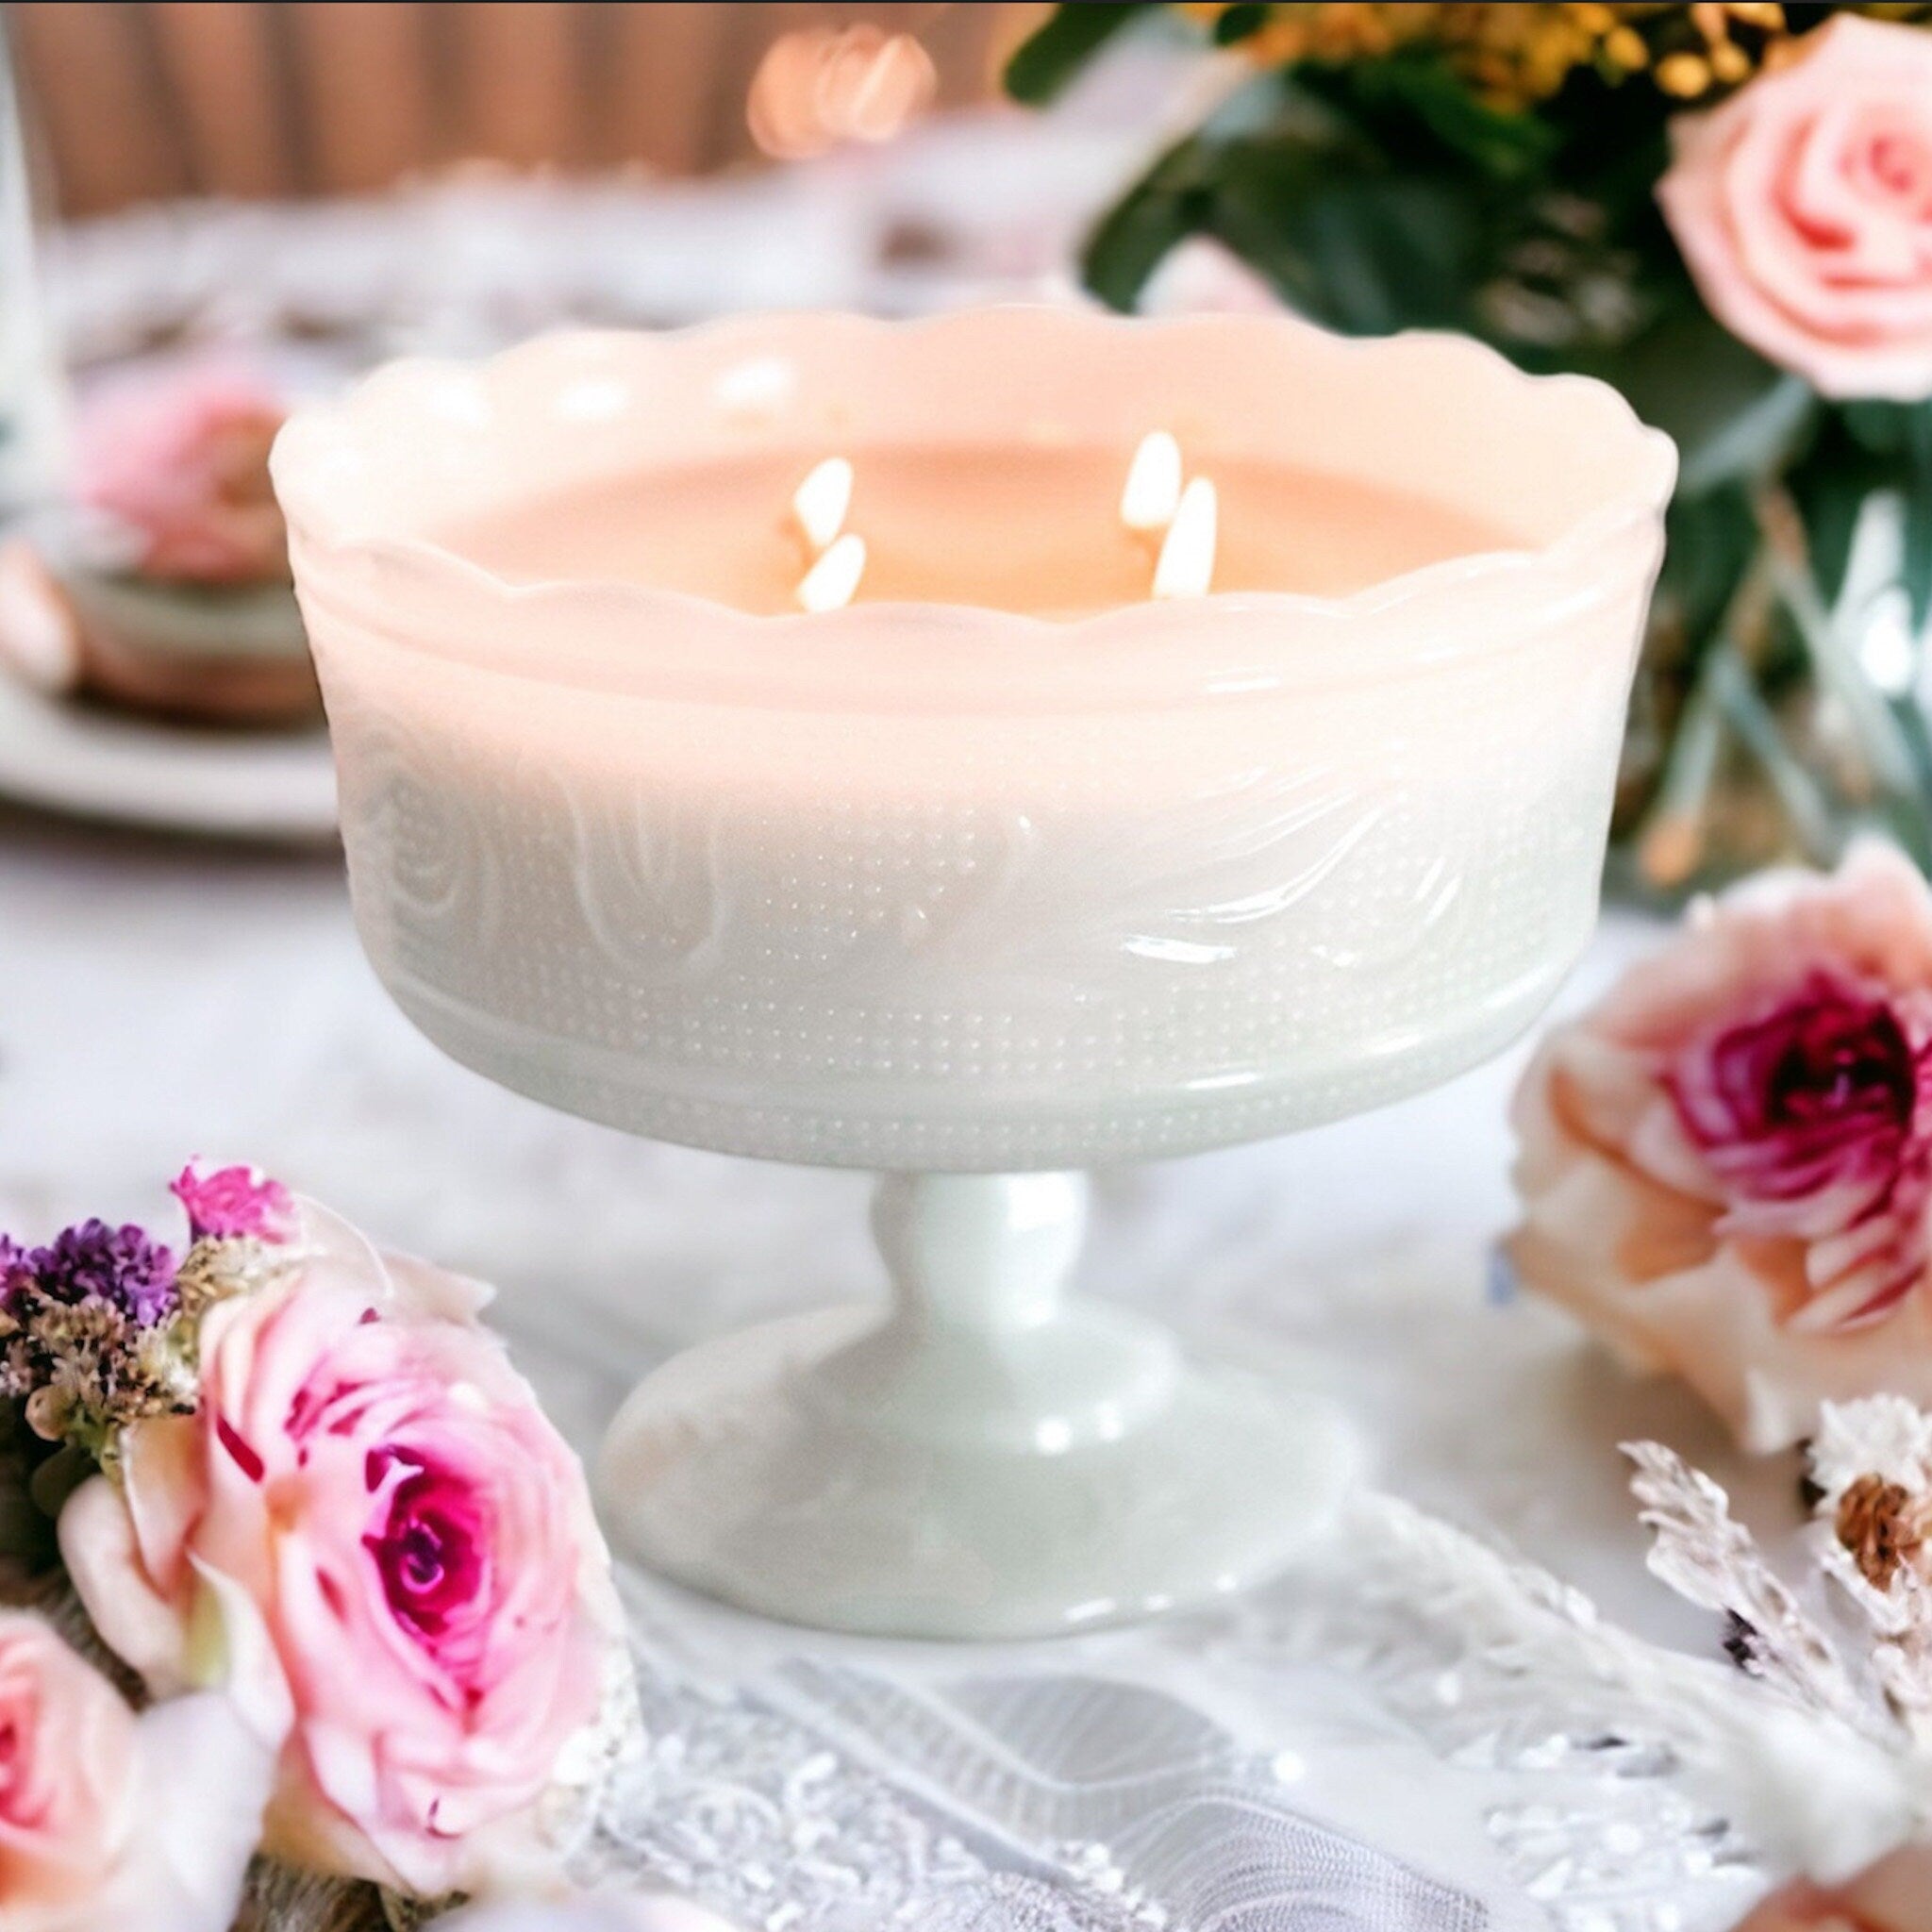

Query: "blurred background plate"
<box><xmin>0</xmin><ymin>670</ymin><xmax>334</xmax><ymax>841</ymax></box>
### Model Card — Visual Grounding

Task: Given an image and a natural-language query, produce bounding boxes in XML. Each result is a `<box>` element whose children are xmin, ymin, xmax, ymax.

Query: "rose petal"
<box><xmin>58</xmin><ymin>1474</ymin><xmax>194</xmax><ymax>1694</ymax></box>
<box><xmin>1658</xmin><ymin>15</ymin><xmax>1932</xmax><ymax>399</ymax></box>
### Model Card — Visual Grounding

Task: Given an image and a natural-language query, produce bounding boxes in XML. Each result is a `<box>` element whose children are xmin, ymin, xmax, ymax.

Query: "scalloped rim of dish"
<box><xmin>271</xmin><ymin>307</ymin><xmax>1679</xmax><ymax>649</ymax></box>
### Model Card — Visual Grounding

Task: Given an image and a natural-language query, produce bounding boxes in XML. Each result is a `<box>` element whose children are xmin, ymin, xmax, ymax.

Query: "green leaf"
<box><xmin>1004</xmin><ymin>3</ymin><xmax>1153</xmax><ymax>105</ymax></box>
<box><xmin>1842</xmin><ymin>400</ymin><xmax>1924</xmax><ymax>457</ymax></box>
<box><xmin>1236</xmin><ymin>172</ymin><xmax>1478</xmax><ymax>333</ymax></box>
<box><xmin>1083</xmin><ymin>176</ymin><xmax>1205</xmax><ymax>310</ymax></box>
<box><xmin>1078</xmin><ymin>82</ymin><xmax>1324</xmax><ymax>312</ymax></box>
<box><xmin>1787</xmin><ymin>401</ymin><xmax>1932</xmax><ymax>619</ymax></box>
<box><xmin>1655</xmin><ymin>484</ymin><xmax>1757</xmax><ymax>658</ymax></box>
<box><xmin>1078</xmin><ymin>125</ymin><xmax>1224</xmax><ymax>309</ymax></box>
<box><xmin>1905</xmin><ymin>458</ymin><xmax>1932</xmax><ymax>630</ymax></box>
<box><xmin>1295</xmin><ymin>51</ymin><xmax>1555</xmax><ymax>180</ymax></box>
<box><xmin>1791</xmin><ymin>461</ymin><xmax>1883</xmax><ymax>610</ymax></box>
<box><xmin>1903</xmin><ymin>404</ymin><xmax>1932</xmax><ymax>629</ymax></box>
<box><xmin>1096</xmin><ymin>103</ymin><xmax>1486</xmax><ymax>334</ymax></box>
<box><xmin>1212</xmin><ymin>3</ymin><xmax>1273</xmax><ymax>44</ymax></box>
<box><xmin>1610</xmin><ymin>300</ymin><xmax>1810</xmax><ymax>494</ymax></box>
<box><xmin>1366</xmin><ymin>60</ymin><xmax>1555</xmax><ymax>178</ymax></box>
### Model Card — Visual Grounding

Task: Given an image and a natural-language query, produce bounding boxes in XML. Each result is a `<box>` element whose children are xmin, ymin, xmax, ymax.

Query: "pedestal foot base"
<box><xmin>598</xmin><ymin>1305</ymin><xmax>1358</xmax><ymax>1640</ymax></box>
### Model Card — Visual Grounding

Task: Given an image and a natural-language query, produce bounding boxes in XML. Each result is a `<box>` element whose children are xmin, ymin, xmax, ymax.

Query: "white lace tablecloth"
<box><xmin>0</xmin><ymin>804</ymin><xmax>1806</xmax><ymax>1931</ymax></box>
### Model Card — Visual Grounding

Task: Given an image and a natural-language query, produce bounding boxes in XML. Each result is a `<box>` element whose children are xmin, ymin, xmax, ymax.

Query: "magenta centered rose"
<box><xmin>1511</xmin><ymin>843</ymin><xmax>1932</xmax><ymax>1449</ymax></box>
<box><xmin>60</xmin><ymin>1217</ymin><xmax>624</xmax><ymax>1899</ymax></box>
<box><xmin>1668</xmin><ymin>971</ymin><xmax>1931</xmax><ymax>1309</ymax></box>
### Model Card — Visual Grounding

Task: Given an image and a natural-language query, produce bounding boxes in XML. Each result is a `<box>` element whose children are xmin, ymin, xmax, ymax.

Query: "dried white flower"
<box><xmin>1812</xmin><ymin>1397</ymin><xmax>1932</xmax><ymax>1509</ymax></box>
<box><xmin>1625</xmin><ymin>1439</ymin><xmax>1874</xmax><ymax>1735</ymax></box>
<box><xmin>1621</xmin><ymin>1407</ymin><xmax>1932</xmax><ymax>1880</ymax></box>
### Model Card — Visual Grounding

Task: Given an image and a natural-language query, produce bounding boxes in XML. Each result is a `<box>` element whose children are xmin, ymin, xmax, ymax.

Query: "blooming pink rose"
<box><xmin>60</xmin><ymin>1221</ymin><xmax>624</xmax><ymax>1900</ymax></box>
<box><xmin>1732</xmin><ymin>1845</ymin><xmax>1932</xmax><ymax>1931</ymax></box>
<box><xmin>1668</xmin><ymin>970</ymin><xmax>1927</xmax><ymax>1266</ymax></box>
<box><xmin>0</xmin><ymin>1603</ymin><xmax>281</xmax><ymax>1932</ymax></box>
<box><xmin>1658</xmin><ymin>16</ymin><xmax>1932</xmax><ymax>401</ymax></box>
<box><xmin>1509</xmin><ymin>841</ymin><xmax>1932</xmax><ymax>1450</ymax></box>
<box><xmin>74</xmin><ymin>365</ymin><xmax>291</xmax><ymax>585</ymax></box>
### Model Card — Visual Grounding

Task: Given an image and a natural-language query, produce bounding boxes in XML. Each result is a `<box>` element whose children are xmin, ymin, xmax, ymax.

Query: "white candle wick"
<box><xmin>798</xmin><ymin>531</ymin><xmax>867</xmax><ymax>612</ymax></box>
<box><xmin>1154</xmin><ymin>476</ymin><xmax>1217</xmax><ymax>599</ymax></box>
<box><xmin>1121</xmin><ymin>430</ymin><xmax>1183</xmax><ymax>532</ymax></box>
<box><xmin>793</xmin><ymin>457</ymin><xmax>854</xmax><ymax>554</ymax></box>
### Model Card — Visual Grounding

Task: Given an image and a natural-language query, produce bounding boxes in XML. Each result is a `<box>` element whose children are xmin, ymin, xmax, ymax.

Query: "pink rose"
<box><xmin>1667</xmin><ymin>970</ymin><xmax>1928</xmax><ymax>1268</ymax></box>
<box><xmin>1657</xmin><ymin>16</ymin><xmax>1932</xmax><ymax>401</ymax></box>
<box><xmin>1509</xmin><ymin>841</ymin><xmax>1932</xmax><ymax>1450</ymax></box>
<box><xmin>74</xmin><ymin>365</ymin><xmax>291</xmax><ymax>585</ymax></box>
<box><xmin>1731</xmin><ymin>1845</ymin><xmax>1932</xmax><ymax>1931</ymax></box>
<box><xmin>60</xmin><ymin>1221</ymin><xmax>623</xmax><ymax>1900</ymax></box>
<box><xmin>0</xmin><ymin>1603</ymin><xmax>281</xmax><ymax>1932</ymax></box>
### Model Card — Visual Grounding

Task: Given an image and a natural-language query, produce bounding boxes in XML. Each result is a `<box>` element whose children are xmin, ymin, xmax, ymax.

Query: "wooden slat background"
<box><xmin>6</xmin><ymin>2</ymin><xmax>1036</xmax><ymax>216</ymax></box>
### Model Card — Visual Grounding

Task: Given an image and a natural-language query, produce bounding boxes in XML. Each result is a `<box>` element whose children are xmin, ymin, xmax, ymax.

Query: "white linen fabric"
<box><xmin>0</xmin><ymin>811</ymin><xmax>1797</xmax><ymax>1929</ymax></box>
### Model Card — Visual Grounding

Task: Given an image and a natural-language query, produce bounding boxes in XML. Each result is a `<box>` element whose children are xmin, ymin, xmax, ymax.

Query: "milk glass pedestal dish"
<box><xmin>274</xmin><ymin>311</ymin><xmax>1674</xmax><ymax>1639</ymax></box>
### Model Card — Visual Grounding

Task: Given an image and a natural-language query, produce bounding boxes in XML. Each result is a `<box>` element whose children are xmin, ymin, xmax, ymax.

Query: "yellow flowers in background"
<box><xmin>1182</xmin><ymin>3</ymin><xmax>1928</xmax><ymax>109</ymax></box>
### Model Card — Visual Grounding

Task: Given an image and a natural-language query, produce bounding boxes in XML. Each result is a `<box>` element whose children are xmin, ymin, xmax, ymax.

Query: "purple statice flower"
<box><xmin>0</xmin><ymin>1237</ymin><xmax>34</xmax><ymax>1315</ymax></box>
<box><xmin>28</xmin><ymin>1220</ymin><xmax>177</xmax><ymax>1324</ymax></box>
<box><xmin>169</xmin><ymin>1159</ymin><xmax>295</xmax><ymax>1244</ymax></box>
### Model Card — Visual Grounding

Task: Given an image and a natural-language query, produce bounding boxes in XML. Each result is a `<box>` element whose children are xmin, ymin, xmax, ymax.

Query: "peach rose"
<box><xmin>1658</xmin><ymin>16</ymin><xmax>1932</xmax><ymax>401</ymax></box>
<box><xmin>1509</xmin><ymin>841</ymin><xmax>1932</xmax><ymax>1451</ymax></box>
<box><xmin>1732</xmin><ymin>1845</ymin><xmax>1932</xmax><ymax>1931</ymax></box>
<box><xmin>0</xmin><ymin>1602</ymin><xmax>281</xmax><ymax>1932</ymax></box>
<box><xmin>60</xmin><ymin>1210</ymin><xmax>624</xmax><ymax>1900</ymax></box>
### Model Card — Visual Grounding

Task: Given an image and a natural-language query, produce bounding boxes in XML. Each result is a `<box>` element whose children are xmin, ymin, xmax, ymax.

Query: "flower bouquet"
<box><xmin>1008</xmin><ymin>3</ymin><xmax>1932</xmax><ymax>894</ymax></box>
<box><xmin>0</xmin><ymin>1161</ymin><xmax>665</xmax><ymax>1932</ymax></box>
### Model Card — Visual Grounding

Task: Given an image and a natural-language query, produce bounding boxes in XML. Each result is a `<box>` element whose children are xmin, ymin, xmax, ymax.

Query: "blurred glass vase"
<box><xmin>0</xmin><ymin>18</ymin><xmax>63</xmax><ymax>519</ymax></box>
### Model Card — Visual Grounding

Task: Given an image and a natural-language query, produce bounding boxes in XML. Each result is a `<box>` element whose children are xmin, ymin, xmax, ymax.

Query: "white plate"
<box><xmin>0</xmin><ymin>672</ymin><xmax>336</xmax><ymax>842</ymax></box>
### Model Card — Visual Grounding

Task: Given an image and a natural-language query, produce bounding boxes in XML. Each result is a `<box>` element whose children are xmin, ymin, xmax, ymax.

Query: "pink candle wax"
<box><xmin>440</xmin><ymin>443</ymin><xmax>1520</xmax><ymax>618</ymax></box>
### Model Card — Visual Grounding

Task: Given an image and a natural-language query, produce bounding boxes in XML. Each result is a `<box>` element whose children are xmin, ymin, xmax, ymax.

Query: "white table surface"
<box><xmin>0</xmin><ymin>798</ymin><xmax>1801</xmax><ymax>1655</ymax></box>
<box><xmin>0</xmin><ymin>801</ymin><xmax>1824</xmax><ymax>1932</ymax></box>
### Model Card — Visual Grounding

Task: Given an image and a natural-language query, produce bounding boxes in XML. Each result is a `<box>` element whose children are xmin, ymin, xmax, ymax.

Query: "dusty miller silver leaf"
<box><xmin>1624</xmin><ymin>1439</ymin><xmax>1880</xmax><ymax>1740</ymax></box>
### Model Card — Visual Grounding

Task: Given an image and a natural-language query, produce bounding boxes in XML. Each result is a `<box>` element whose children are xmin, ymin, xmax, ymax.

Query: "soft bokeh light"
<box><xmin>746</xmin><ymin>24</ymin><xmax>939</xmax><ymax>162</ymax></box>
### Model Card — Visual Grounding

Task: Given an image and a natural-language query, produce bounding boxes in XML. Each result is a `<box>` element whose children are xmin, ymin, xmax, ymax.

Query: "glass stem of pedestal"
<box><xmin>870</xmin><ymin>1171</ymin><xmax>1088</xmax><ymax>1339</ymax></box>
